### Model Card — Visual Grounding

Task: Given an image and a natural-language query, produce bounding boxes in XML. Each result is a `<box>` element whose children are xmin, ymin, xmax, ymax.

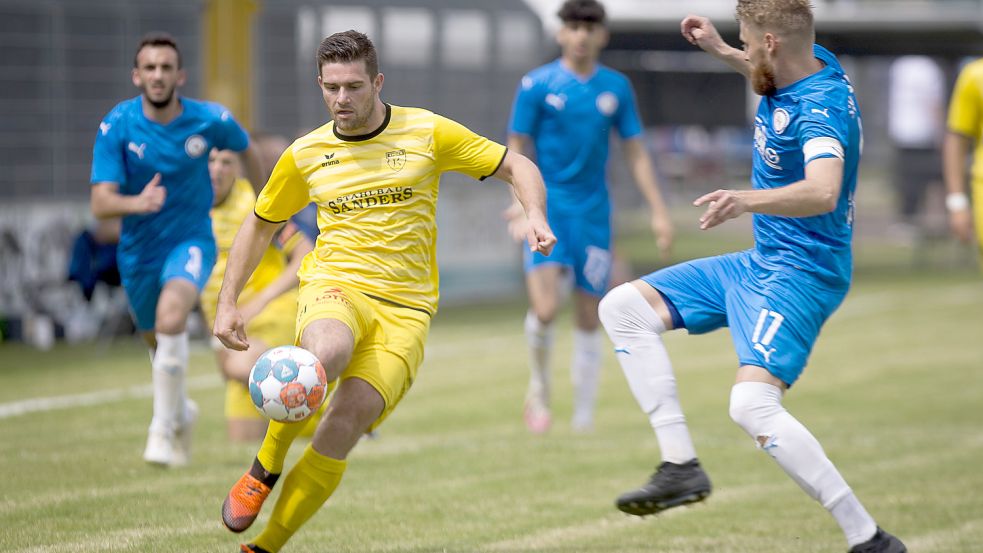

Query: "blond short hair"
<box><xmin>736</xmin><ymin>0</ymin><xmax>814</xmax><ymax>35</ymax></box>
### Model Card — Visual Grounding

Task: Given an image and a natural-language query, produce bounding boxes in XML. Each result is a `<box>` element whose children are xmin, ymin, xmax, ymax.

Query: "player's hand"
<box><xmin>134</xmin><ymin>173</ymin><xmax>166</xmax><ymax>214</ymax></box>
<box><xmin>501</xmin><ymin>201</ymin><xmax>530</xmax><ymax>243</ymax></box>
<box><xmin>949</xmin><ymin>208</ymin><xmax>975</xmax><ymax>243</ymax></box>
<box><xmin>681</xmin><ymin>15</ymin><xmax>726</xmax><ymax>54</ymax></box>
<box><xmin>694</xmin><ymin>189</ymin><xmax>748</xmax><ymax>230</ymax></box>
<box><xmin>214</xmin><ymin>303</ymin><xmax>249</xmax><ymax>351</ymax></box>
<box><xmin>650</xmin><ymin>212</ymin><xmax>675</xmax><ymax>259</ymax></box>
<box><xmin>526</xmin><ymin>214</ymin><xmax>557</xmax><ymax>256</ymax></box>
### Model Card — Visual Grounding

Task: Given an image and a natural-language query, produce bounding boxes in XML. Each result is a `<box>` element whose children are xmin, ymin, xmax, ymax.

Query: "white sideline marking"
<box><xmin>0</xmin><ymin>336</ymin><xmax>518</xmax><ymax>421</ymax></box>
<box><xmin>2</xmin><ymin>282</ymin><xmax>979</xmax><ymax>422</ymax></box>
<box><xmin>0</xmin><ymin>374</ymin><xmax>220</xmax><ymax>420</ymax></box>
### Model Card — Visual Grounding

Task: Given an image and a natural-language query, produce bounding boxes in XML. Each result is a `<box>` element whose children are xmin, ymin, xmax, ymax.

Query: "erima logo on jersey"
<box><xmin>545</xmin><ymin>93</ymin><xmax>566</xmax><ymax>111</ymax></box>
<box><xmin>322</xmin><ymin>153</ymin><xmax>339</xmax><ymax>167</ymax></box>
<box><xmin>596</xmin><ymin>92</ymin><xmax>618</xmax><ymax>116</ymax></box>
<box><xmin>100</xmin><ymin>122</ymin><xmax>112</xmax><ymax>136</ymax></box>
<box><xmin>127</xmin><ymin>142</ymin><xmax>147</xmax><ymax>159</ymax></box>
<box><xmin>185</xmin><ymin>135</ymin><xmax>206</xmax><ymax>158</ymax></box>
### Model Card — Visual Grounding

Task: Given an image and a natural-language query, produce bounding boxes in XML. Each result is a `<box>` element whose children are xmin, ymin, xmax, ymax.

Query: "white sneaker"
<box><xmin>170</xmin><ymin>399</ymin><xmax>199</xmax><ymax>468</ymax></box>
<box><xmin>571</xmin><ymin>412</ymin><xmax>594</xmax><ymax>433</ymax></box>
<box><xmin>143</xmin><ymin>429</ymin><xmax>174</xmax><ymax>467</ymax></box>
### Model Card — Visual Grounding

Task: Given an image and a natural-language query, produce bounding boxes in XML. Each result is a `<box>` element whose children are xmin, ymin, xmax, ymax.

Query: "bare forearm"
<box><xmin>943</xmin><ymin>131</ymin><xmax>972</xmax><ymax>196</ymax></box>
<box><xmin>713</xmin><ymin>45</ymin><xmax>752</xmax><ymax>78</ymax></box>
<box><xmin>218</xmin><ymin>215</ymin><xmax>278</xmax><ymax>306</ymax></box>
<box><xmin>91</xmin><ymin>187</ymin><xmax>142</xmax><ymax>218</ymax></box>
<box><xmin>625</xmin><ymin>141</ymin><xmax>670</xmax><ymax>218</ymax></box>
<box><xmin>509</xmin><ymin>155</ymin><xmax>547</xmax><ymax>219</ymax></box>
<box><xmin>736</xmin><ymin>179</ymin><xmax>836</xmax><ymax>217</ymax></box>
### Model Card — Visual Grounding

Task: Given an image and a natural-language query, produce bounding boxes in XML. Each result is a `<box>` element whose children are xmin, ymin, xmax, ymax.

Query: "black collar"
<box><xmin>333</xmin><ymin>103</ymin><xmax>392</xmax><ymax>142</ymax></box>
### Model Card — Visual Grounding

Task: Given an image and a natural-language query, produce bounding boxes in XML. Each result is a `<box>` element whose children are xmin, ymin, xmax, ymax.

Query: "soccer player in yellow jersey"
<box><xmin>203</xmin><ymin>148</ymin><xmax>314</xmax><ymax>441</ymax></box>
<box><xmin>214</xmin><ymin>31</ymin><xmax>556</xmax><ymax>553</ymax></box>
<box><xmin>944</xmin><ymin>58</ymin><xmax>983</xmax><ymax>268</ymax></box>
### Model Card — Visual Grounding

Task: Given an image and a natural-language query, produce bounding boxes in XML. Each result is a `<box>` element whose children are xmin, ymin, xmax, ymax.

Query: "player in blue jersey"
<box><xmin>90</xmin><ymin>32</ymin><xmax>263</xmax><ymax>468</ymax></box>
<box><xmin>597</xmin><ymin>2</ymin><xmax>906</xmax><ymax>552</ymax></box>
<box><xmin>506</xmin><ymin>0</ymin><xmax>674</xmax><ymax>434</ymax></box>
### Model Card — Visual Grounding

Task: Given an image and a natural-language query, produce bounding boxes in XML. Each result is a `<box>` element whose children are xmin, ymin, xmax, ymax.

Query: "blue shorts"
<box><xmin>525</xmin><ymin>204</ymin><xmax>612</xmax><ymax>297</ymax></box>
<box><xmin>121</xmin><ymin>238</ymin><xmax>217</xmax><ymax>331</ymax></box>
<box><xmin>640</xmin><ymin>250</ymin><xmax>847</xmax><ymax>386</ymax></box>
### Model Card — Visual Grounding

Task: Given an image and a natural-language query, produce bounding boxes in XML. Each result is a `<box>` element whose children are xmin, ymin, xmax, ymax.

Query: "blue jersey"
<box><xmin>509</xmin><ymin>60</ymin><xmax>643</xmax><ymax>209</ymax></box>
<box><xmin>750</xmin><ymin>45</ymin><xmax>862</xmax><ymax>289</ymax></box>
<box><xmin>91</xmin><ymin>96</ymin><xmax>249</xmax><ymax>275</ymax></box>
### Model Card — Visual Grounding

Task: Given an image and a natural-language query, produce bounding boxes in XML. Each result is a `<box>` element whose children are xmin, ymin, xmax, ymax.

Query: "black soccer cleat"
<box><xmin>615</xmin><ymin>459</ymin><xmax>712</xmax><ymax>516</ymax></box>
<box><xmin>848</xmin><ymin>527</ymin><xmax>907</xmax><ymax>553</ymax></box>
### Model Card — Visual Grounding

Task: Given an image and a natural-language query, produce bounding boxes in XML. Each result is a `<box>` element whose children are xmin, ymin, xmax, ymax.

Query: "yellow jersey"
<box><xmin>201</xmin><ymin>178</ymin><xmax>305</xmax><ymax>324</ymax></box>
<box><xmin>254</xmin><ymin>104</ymin><xmax>507</xmax><ymax>316</ymax></box>
<box><xmin>947</xmin><ymin>58</ymin><xmax>983</xmax><ymax>183</ymax></box>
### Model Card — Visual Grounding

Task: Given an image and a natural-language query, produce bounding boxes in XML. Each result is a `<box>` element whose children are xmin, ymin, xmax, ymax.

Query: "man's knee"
<box><xmin>729</xmin><ymin>381</ymin><xmax>784</xmax><ymax>438</ymax></box>
<box><xmin>301</xmin><ymin>320</ymin><xmax>355</xmax><ymax>381</ymax></box>
<box><xmin>598</xmin><ymin>283</ymin><xmax>664</xmax><ymax>340</ymax></box>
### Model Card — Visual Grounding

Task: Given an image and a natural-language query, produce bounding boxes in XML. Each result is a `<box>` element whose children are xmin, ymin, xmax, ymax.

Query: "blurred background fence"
<box><xmin>1</xmin><ymin>0</ymin><xmax>981</xmax><ymax>345</ymax></box>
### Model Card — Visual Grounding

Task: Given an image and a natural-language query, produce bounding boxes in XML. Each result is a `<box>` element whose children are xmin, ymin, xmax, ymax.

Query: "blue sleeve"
<box><xmin>798</xmin><ymin>100</ymin><xmax>849</xmax><ymax>164</ymax></box>
<box><xmin>210</xmin><ymin>103</ymin><xmax>249</xmax><ymax>152</ymax></box>
<box><xmin>508</xmin><ymin>74</ymin><xmax>541</xmax><ymax>136</ymax></box>
<box><xmin>91</xmin><ymin>111</ymin><xmax>126</xmax><ymax>185</ymax></box>
<box><xmin>616</xmin><ymin>78</ymin><xmax>644</xmax><ymax>140</ymax></box>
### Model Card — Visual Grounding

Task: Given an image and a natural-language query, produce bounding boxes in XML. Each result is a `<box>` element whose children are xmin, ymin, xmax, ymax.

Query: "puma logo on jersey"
<box><xmin>128</xmin><ymin>142</ymin><xmax>147</xmax><ymax>159</ymax></box>
<box><xmin>811</xmin><ymin>107</ymin><xmax>830</xmax><ymax>118</ymax></box>
<box><xmin>545</xmin><ymin>93</ymin><xmax>566</xmax><ymax>111</ymax></box>
<box><xmin>753</xmin><ymin>342</ymin><xmax>777</xmax><ymax>363</ymax></box>
<box><xmin>100</xmin><ymin>122</ymin><xmax>112</xmax><ymax>136</ymax></box>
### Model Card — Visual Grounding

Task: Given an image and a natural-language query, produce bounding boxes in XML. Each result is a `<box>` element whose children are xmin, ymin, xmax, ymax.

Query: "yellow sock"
<box><xmin>256</xmin><ymin>420</ymin><xmax>306</xmax><ymax>474</ymax></box>
<box><xmin>254</xmin><ymin>444</ymin><xmax>347</xmax><ymax>552</ymax></box>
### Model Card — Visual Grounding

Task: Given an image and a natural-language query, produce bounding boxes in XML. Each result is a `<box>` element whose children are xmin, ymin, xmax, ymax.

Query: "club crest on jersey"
<box><xmin>596</xmin><ymin>92</ymin><xmax>618</xmax><ymax>116</ymax></box>
<box><xmin>772</xmin><ymin>108</ymin><xmax>790</xmax><ymax>135</ymax></box>
<box><xmin>185</xmin><ymin>134</ymin><xmax>207</xmax><ymax>158</ymax></box>
<box><xmin>386</xmin><ymin>149</ymin><xmax>406</xmax><ymax>172</ymax></box>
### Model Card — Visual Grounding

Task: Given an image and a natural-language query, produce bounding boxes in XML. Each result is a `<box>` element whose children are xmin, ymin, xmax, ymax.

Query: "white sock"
<box><xmin>524</xmin><ymin>311</ymin><xmax>554</xmax><ymax>408</ymax></box>
<box><xmin>598</xmin><ymin>284</ymin><xmax>697</xmax><ymax>464</ymax></box>
<box><xmin>151</xmin><ymin>331</ymin><xmax>189</xmax><ymax>434</ymax></box>
<box><xmin>571</xmin><ymin>328</ymin><xmax>602</xmax><ymax>426</ymax></box>
<box><xmin>729</xmin><ymin>381</ymin><xmax>878</xmax><ymax>547</ymax></box>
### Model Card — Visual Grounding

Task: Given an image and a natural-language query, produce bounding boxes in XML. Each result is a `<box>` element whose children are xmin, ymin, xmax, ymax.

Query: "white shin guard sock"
<box><xmin>571</xmin><ymin>328</ymin><xmax>602</xmax><ymax>425</ymax></box>
<box><xmin>524</xmin><ymin>311</ymin><xmax>554</xmax><ymax>407</ymax></box>
<box><xmin>151</xmin><ymin>331</ymin><xmax>189</xmax><ymax>434</ymax></box>
<box><xmin>729</xmin><ymin>381</ymin><xmax>877</xmax><ymax>547</ymax></box>
<box><xmin>599</xmin><ymin>284</ymin><xmax>696</xmax><ymax>464</ymax></box>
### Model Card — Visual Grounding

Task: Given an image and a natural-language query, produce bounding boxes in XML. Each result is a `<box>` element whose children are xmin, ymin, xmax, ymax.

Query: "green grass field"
<box><xmin>2</xmin><ymin>264</ymin><xmax>982</xmax><ymax>552</ymax></box>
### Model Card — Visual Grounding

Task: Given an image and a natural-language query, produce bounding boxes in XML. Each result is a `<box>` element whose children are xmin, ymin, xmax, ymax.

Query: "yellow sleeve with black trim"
<box><xmin>432</xmin><ymin>115</ymin><xmax>507</xmax><ymax>180</ymax></box>
<box><xmin>255</xmin><ymin>147</ymin><xmax>310</xmax><ymax>223</ymax></box>
<box><xmin>948</xmin><ymin>61</ymin><xmax>983</xmax><ymax>140</ymax></box>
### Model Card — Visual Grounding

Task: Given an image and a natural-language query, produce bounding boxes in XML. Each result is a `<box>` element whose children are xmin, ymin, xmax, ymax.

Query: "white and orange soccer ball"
<box><xmin>248</xmin><ymin>346</ymin><xmax>328</xmax><ymax>422</ymax></box>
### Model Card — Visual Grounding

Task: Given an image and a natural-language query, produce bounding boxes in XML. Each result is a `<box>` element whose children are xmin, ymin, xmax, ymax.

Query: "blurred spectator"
<box><xmin>943</xmin><ymin>57</ymin><xmax>983</xmax><ymax>268</ymax></box>
<box><xmin>67</xmin><ymin>217</ymin><xmax>121</xmax><ymax>300</ymax></box>
<box><xmin>888</xmin><ymin>55</ymin><xmax>945</xmax><ymax>239</ymax></box>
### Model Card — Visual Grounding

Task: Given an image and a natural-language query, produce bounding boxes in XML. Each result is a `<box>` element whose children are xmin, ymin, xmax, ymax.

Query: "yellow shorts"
<box><xmin>295</xmin><ymin>281</ymin><xmax>430</xmax><ymax>431</ymax></box>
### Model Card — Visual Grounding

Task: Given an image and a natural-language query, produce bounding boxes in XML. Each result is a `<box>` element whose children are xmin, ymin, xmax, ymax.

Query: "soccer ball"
<box><xmin>249</xmin><ymin>346</ymin><xmax>328</xmax><ymax>422</ymax></box>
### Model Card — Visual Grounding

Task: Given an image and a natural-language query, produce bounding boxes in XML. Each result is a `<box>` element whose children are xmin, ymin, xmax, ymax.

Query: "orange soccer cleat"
<box><xmin>222</xmin><ymin>470</ymin><xmax>274</xmax><ymax>533</ymax></box>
